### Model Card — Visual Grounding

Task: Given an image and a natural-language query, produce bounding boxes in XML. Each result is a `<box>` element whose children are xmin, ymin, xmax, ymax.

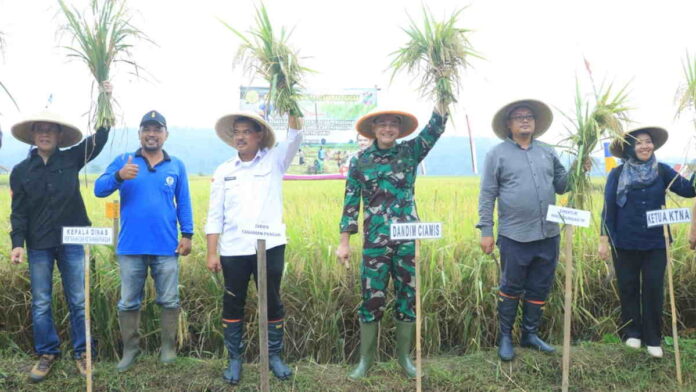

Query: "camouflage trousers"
<box><xmin>359</xmin><ymin>241</ymin><xmax>416</xmax><ymax>323</ymax></box>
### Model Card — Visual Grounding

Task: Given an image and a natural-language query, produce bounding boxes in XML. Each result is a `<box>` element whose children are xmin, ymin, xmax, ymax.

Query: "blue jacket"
<box><xmin>94</xmin><ymin>149</ymin><xmax>193</xmax><ymax>256</ymax></box>
<box><xmin>602</xmin><ymin>162</ymin><xmax>695</xmax><ymax>250</ymax></box>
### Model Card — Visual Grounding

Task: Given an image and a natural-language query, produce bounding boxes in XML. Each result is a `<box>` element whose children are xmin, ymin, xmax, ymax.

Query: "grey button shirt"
<box><xmin>477</xmin><ymin>138</ymin><xmax>569</xmax><ymax>242</ymax></box>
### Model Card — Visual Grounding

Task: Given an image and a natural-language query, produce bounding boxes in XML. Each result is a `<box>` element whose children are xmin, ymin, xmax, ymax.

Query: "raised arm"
<box><xmin>273</xmin><ymin>115</ymin><xmax>303</xmax><ymax>173</ymax></box>
<box><xmin>408</xmin><ymin>109</ymin><xmax>448</xmax><ymax>163</ymax></box>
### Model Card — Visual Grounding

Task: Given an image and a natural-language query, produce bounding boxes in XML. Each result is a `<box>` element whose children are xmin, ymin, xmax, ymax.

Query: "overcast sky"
<box><xmin>1</xmin><ymin>0</ymin><xmax>695</xmax><ymax>158</ymax></box>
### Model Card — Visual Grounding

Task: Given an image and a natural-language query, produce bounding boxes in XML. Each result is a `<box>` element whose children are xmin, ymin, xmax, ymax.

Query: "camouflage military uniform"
<box><xmin>339</xmin><ymin>111</ymin><xmax>446</xmax><ymax>323</ymax></box>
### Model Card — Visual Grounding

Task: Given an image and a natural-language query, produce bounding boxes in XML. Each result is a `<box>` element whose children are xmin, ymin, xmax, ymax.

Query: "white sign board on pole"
<box><xmin>239</xmin><ymin>223</ymin><xmax>285</xmax><ymax>240</ymax></box>
<box><xmin>646</xmin><ymin>208</ymin><xmax>692</xmax><ymax>228</ymax></box>
<box><xmin>62</xmin><ymin>227</ymin><xmax>113</xmax><ymax>245</ymax></box>
<box><xmin>546</xmin><ymin>205</ymin><xmax>591</xmax><ymax>228</ymax></box>
<box><xmin>390</xmin><ymin>222</ymin><xmax>443</xmax><ymax>240</ymax></box>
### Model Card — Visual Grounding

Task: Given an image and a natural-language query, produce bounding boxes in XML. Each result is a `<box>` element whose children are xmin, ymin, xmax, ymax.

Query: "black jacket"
<box><xmin>10</xmin><ymin>127</ymin><xmax>110</xmax><ymax>249</ymax></box>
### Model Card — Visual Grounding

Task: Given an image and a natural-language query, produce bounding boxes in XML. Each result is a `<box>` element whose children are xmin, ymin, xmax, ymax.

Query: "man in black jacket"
<box><xmin>9</xmin><ymin>85</ymin><xmax>112</xmax><ymax>382</ymax></box>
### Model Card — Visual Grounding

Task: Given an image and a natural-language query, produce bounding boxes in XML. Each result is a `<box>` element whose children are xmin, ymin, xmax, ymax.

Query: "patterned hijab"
<box><xmin>616</xmin><ymin>133</ymin><xmax>659</xmax><ymax>207</ymax></box>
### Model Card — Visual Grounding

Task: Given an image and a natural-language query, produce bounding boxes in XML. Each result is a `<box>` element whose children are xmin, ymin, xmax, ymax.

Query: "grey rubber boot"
<box><xmin>497</xmin><ymin>295</ymin><xmax>519</xmax><ymax>361</ymax></box>
<box><xmin>117</xmin><ymin>310</ymin><xmax>141</xmax><ymax>372</ymax></box>
<box><xmin>159</xmin><ymin>308</ymin><xmax>180</xmax><ymax>363</ymax></box>
<box><xmin>222</xmin><ymin>321</ymin><xmax>244</xmax><ymax>385</ymax></box>
<box><xmin>348</xmin><ymin>321</ymin><xmax>378</xmax><ymax>380</ymax></box>
<box><xmin>520</xmin><ymin>301</ymin><xmax>555</xmax><ymax>353</ymax></box>
<box><xmin>268</xmin><ymin>320</ymin><xmax>292</xmax><ymax>380</ymax></box>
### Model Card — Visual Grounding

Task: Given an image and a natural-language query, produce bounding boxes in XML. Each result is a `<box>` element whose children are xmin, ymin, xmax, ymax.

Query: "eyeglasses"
<box><xmin>231</xmin><ymin>129</ymin><xmax>260</xmax><ymax>137</ymax></box>
<box><xmin>509</xmin><ymin>115</ymin><xmax>535</xmax><ymax>122</ymax></box>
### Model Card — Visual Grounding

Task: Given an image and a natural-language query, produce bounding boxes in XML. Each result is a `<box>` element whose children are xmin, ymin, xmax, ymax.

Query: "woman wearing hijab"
<box><xmin>599</xmin><ymin>126</ymin><xmax>695</xmax><ymax>358</ymax></box>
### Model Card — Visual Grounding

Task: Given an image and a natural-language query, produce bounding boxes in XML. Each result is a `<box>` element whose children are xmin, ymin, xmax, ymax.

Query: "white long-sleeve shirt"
<box><xmin>205</xmin><ymin>128</ymin><xmax>302</xmax><ymax>256</ymax></box>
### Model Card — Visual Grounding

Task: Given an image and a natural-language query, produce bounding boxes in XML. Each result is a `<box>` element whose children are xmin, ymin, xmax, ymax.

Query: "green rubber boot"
<box><xmin>395</xmin><ymin>320</ymin><xmax>417</xmax><ymax>378</ymax></box>
<box><xmin>116</xmin><ymin>310</ymin><xmax>141</xmax><ymax>372</ymax></box>
<box><xmin>348</xmin><ymin>322</ymin><xmax>378</xmax><ymax>380</ymax></box>
<box><xmin>159</xmin><ymin>308</ymin><xmax>180</xmax><ymax>363</ymax></box>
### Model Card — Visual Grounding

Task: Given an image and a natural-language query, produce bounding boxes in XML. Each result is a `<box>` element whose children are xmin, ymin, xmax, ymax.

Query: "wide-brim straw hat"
<box><xmin>355</xmin><ymin>109</ymin><xmax>418</xmax><ymax>139</ymax></box>
<box><xmin>11</xmin><ymin>111</ymin><xmax>83</xmax><ymax>148</ymax></box>
<box><xmin>491</xmin><ymin>99</ymin><xmax>553</xmax><ymax>140</ymax></box>
<box><xmin>215</xmin><ymin>112</ymin><xmax>275</xmax><ymax>150</ymax></box>
<box><xmin>609</xmin><ymin>126</ymin><xmax>668</xmax><ymax>158</ymax></box>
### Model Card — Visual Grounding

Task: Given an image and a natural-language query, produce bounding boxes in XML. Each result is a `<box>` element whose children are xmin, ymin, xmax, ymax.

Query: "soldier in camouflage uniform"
<box><xmin>337</xmin><ymin>106</ymin><xmax>447</xmax><ymax>379</ymax></box>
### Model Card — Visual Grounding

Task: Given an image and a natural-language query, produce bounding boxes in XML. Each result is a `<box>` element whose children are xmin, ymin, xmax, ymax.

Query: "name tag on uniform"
<box><xmin>224</xmin><ymin>176</ymin><xmax>237</xmax><ymax>181</ymax></box>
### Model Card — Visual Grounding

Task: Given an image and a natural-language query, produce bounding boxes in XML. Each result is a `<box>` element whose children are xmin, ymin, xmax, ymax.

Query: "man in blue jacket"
<box><xmin>94</xmin><ymin>110</ymin><xmax>193</xmax><ymax>372</ymax></box>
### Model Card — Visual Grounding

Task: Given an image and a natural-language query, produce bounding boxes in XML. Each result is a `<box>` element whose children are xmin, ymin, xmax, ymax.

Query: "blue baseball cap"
<box><xmin>140</xmin><ymin>110</ymin><xmax>167</xmax><ymax>127</ymax></box>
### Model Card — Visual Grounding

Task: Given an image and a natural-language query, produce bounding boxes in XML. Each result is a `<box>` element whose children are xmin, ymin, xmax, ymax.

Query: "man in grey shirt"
<box><xmin>477</xmin><ymin>99</ymin><xmax>569</xmax><ymax>362</ymax></box>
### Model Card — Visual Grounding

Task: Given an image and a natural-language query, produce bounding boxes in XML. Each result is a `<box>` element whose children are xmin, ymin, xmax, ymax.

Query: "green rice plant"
<box><xmin>220</xmin><ymin>3</ymin><xmax>311</xmax><ymax>118</ymax></box>
<box><xmin>561</xmin><ymin>79</ymin><xmax>631</xmax><ymax>210</ymax></box>
<box><xmin>677</xmin><ymin>52</ymin><xmax>696</xmax><ymax>128</ymax></box>
<box><xmin>57</xmin><ymin>0</ymin><xmax>148</xmax><ymax>129</ymax></box>
<box><xmin>2</xmin><ymin>176</ymin><xmax>696</xmax><ymax>362</ymax></box>
<box><xmin>390</xmin><ymin>6</ymin><xmax>481</xmax><ymax>114</ymax></box>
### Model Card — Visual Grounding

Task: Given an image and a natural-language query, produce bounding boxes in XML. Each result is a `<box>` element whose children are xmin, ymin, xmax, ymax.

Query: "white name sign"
<box><xmin>546</xmin><ymin>205</ymin><xmax>591</xmax><ymax>227</ymax></box>
<box><xmin>390</xmin><ymin>222</ymin><xmax>443</xmax><ymax>240</ymax></box>
<box><xmin>239</xmin><ymin>223</ymin><xmax>286</xmax><ymax>240</ymax></box>
<box><xmin>62</xmin><ymin>227</ymin><xmax>113</xmax><ymax>245</ymax></box>
<box><xmin>646</xmin><ymin>208</ymin><xmax>692</xmax><ymax>228</ymax></box>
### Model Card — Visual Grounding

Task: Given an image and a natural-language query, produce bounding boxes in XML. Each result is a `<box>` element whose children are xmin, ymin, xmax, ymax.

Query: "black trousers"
<box><xmin>221</xmin><ymin>245</ymin><xmax>286</xmax><ymax>321</ymax></box>
<box><xmin>498</xmin><ymin>235</ymin><xmax>560</xmax><ymax>302</ymax></box>
<box><xmin>612</xmin><ymin>247</ymin><xmax>667</xmax><ymax>346</ymax></box>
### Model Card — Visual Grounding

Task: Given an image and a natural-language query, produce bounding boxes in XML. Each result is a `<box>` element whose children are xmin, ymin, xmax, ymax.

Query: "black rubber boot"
<box><xmin>222</xmin><ymin>321</ymin><xmax>244</xmax><ymax>385</ymax></box>
<box><xmin>520</xmin><ymin>301</ymin><xmax>555</xmax><ymax>353</ymax></box>
<box><xmin>497</xmin><ymin>295</ymin><xmax>518</xmax><ymax>361</ymax></box>
<box><xmin>268</xmin><ymin>320</ymin><xmax>292</xmax><ymax>380</ymax></box>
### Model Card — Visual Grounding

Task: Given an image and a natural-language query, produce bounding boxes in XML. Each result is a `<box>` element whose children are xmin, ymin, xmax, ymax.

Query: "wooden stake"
<box><xmin>662</xmin><ymin>219</ymin><xmax>683</xmax><ymax>385</ymax></box>
<box><xmin>84</xmin><ymin>245</ymin><xmax>92</xmax><ymax>392</ymax></box>
<box><xmin>257</xmin><ymin>239</ymin><xmax>270</xmax><ymax>392</ymax></box>
<box><xmin>415</xmin><ymin>240</ymin><xmax>422</xmax><ymax>392</ymax></box>
<box><xmin>561</xmin><ymin>224</ymin><xmax>574</xmax><ymax>392</ymax></box>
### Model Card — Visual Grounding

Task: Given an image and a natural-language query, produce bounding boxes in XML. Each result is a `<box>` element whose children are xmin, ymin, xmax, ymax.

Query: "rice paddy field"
<box><xmin>1</xmin><ymin>175</ymin><xmax>696</xmax><ymax>376</ymax></box>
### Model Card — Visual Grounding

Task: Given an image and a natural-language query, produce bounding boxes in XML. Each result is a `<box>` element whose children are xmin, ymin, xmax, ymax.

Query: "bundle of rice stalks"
<box><xmin>58</xmin><ymin>0</ymin><xmax>147</xmax><ymax>129</ymax></box>
<box><xmin>221</xmin><ymin>4</ymin><xmax>311</xmax><ymax>118</ymax></box>
<box><xmin>677</xmin><ymin>52</ymin><xmax>696</xmax><ymax>121</ymax></box>
<box><xmin>562</xmin><ymin>80</ymin><xmax>631</xmax><ymax>210</ymax></box>
<box><xmin>390</xmin><ymin>7</ymin><xmax>480</xmax><ymax>114</ymax></box>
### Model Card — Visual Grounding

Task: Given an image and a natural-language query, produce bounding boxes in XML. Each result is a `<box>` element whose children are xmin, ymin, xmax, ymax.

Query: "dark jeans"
<box><xmin>28</xmin><ymin>245</ymin><xmax>90</xmax><ymax>358</ymax></box>
<box><xmin>612</xmin><ymin>247</ymin><xmax>667</xmax><ymax>346</ymax></box>
<box><xmin>498</xmin><ymin>235</ymin><xmax>560</xmax><ymax>302</ymax></box>
<box><xmin>221</xmin><ymin>245</ymin><xmax>285</xmax><ymax>321</ymax></box>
